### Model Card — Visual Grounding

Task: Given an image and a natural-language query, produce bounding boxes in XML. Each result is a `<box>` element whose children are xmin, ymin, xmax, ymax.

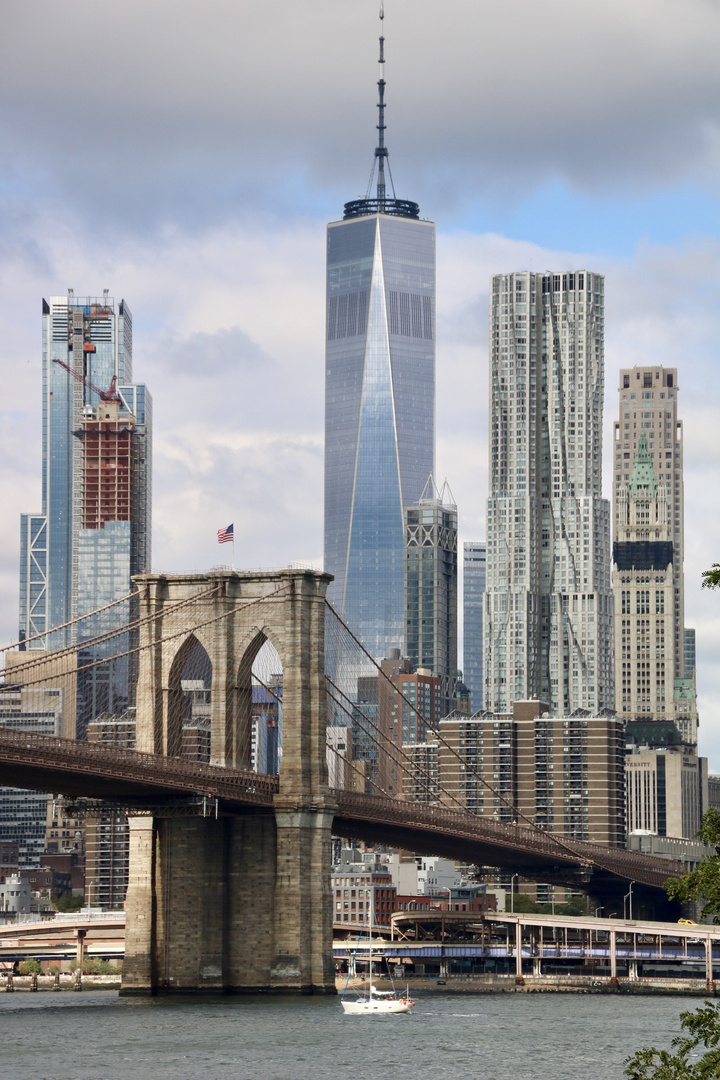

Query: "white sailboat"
<box><xmin>341</xmin><ymin>918</ymin><xmax>415</xmax><ymax>1015</ymax></box>
<box><xmin>341</xmin><ymin>982</ymin><xmax>415</xmax><ymax>1015</ymax></box>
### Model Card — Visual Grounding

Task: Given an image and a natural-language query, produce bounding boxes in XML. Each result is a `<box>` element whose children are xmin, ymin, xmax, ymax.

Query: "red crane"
<box><xmin>51</xmin><ymin>357</ymin><xmax>121</xmax><ymax>403</ymax></box>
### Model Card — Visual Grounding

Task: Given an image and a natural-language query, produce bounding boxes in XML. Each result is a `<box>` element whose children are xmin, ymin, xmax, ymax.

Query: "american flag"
<box><xmin>217</xmin><ymin>523</ymin><xmax>234</xmax><ymax>544</ymax></box>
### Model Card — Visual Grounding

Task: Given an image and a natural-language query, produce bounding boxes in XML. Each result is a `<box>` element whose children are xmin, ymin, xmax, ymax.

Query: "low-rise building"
<box><xmin>331</xmin><ymin>851</ymin><xmax>397</xmax><ymax>934</ymax></box>
<box><xmin>26</xmin><ymin>866</ymin><xmax>72</xmax><ymax>900</ymax></box>
<box><xmin>0</xmin><ymin>841</ymin><xmax>19</xmax><ymax>882</ymax></box>
<box><xmin>0</xmin><ymin>872</ymin><xmax>31</xmax><ymax>914</ymax></box>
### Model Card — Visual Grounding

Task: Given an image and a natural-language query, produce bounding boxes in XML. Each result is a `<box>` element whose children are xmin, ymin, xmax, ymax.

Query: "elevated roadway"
<box><xmin>0</xmin><ymin>727</ymin><xmax>686</xmax><ymax>894</ymax></box>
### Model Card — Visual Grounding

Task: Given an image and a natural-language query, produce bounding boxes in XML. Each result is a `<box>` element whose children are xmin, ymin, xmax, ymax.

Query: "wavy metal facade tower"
<box><xmin>484</xmin><ymin>271</ymin><xmax>613</xmax><ymax>715</ymax></box>
<box><xmin>323</xmin><ymin>15</ymin><xmax>435</xmax><ymax>659</ymax></box>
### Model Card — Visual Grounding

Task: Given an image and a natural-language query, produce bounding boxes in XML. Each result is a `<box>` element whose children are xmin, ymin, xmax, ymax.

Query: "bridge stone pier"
<box><xmin>120</xmin><ymin>569</ymin><xmax>337</xmax><ymax>996</ymax></box>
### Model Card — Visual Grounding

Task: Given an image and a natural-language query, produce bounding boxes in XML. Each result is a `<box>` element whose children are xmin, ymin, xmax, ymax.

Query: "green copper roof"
<box><xmin>627</xmin><ymin>431</ymin><xmax>658</xmax><ymax>495</ymax></box>
<box><xmin>626</xmin><ymin>720</ymin><xmax>684</xmax><ymax>747</ymax></box>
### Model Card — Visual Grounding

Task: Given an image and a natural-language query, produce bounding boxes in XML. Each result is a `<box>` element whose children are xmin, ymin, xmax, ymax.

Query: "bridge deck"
<box><xmin>0</xmin><ymin>727</ymin><xmax>686</xmax><ymax>889</ymax></box>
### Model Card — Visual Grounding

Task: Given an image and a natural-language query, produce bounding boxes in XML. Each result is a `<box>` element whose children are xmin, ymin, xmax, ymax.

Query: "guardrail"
<box><xmin>0</xmin><ymin>727</ymin><xmax>687</xmax><ymax>887</ymax></box>
<box><xmin>0</xmin><ymin>727</ymin><xmax>278</xmax><ymax>805</ymax></box>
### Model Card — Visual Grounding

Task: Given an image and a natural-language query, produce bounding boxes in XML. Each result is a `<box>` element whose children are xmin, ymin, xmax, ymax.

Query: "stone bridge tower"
<box><xmin>121</xmin><ymin>569</ymin><xmax>336</xmax><ymax>995</ymax></box>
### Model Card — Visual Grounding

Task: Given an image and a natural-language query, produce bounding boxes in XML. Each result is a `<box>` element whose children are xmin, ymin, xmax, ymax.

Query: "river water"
<box><xmin>0</xmin><ymin>990</ymin><xmax>695</xmax><ymax>1079</ymax></box>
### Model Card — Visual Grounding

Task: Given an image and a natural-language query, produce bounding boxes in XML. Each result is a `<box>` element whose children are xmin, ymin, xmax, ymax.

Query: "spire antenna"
<box><xmin>376</xmin><ymin>2</ymin><xmax>387</xmax><ymax>204</ymax></box>
<box><xmin>343</xmin><ymin>0</ymin><xmax>419</xmax><ymax>220</ymax></box>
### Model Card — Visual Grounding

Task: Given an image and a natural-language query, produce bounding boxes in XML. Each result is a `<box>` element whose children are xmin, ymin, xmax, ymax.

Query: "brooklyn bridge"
<box><xmin>0</xmin><ymin>568</ymin><xmax>686</xmax><ymax>995</ymax></box>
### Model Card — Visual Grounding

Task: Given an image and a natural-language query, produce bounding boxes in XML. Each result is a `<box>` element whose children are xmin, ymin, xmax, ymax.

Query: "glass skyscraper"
<box><xmin>323</xmin><ymin>22</ymin><xmax>435</xmax><ymax>660</ymax></box>
<box><xmin>462</xmin><ymin>541</ymin><xmax>486</xmax><ymax>711</ymax></box>
<box><xmin>405</xmin><ymin>481</ymin><xmax>458</xmax><ymax>717</ymax></box>
<box><xmin>18</xmin><ymin>292</ymin><xmax>152</xmax><ymax>737</ymax></box>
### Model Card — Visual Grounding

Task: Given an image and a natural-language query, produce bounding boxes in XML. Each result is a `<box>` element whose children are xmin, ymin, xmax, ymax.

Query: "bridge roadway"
<box><xmin>0</xmin><ymin>727</ymin><xmax>684</xmax><ymax>892</ymax></box>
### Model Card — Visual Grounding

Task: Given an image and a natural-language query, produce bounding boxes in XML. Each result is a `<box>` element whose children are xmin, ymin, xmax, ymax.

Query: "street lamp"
<box><xmin>594</xmin><ymin>905</ymin><xmax>604</xmax><ymax>918</ymax></box>
<box><xmin>510</xmin><ymin>874</ymin><xmax>519</xmax><ymax>913</ymax></box>
<box><xmin>624</xmin><ymin>882</ymin><xmax>634</xmax><ymax>921</ymax></box>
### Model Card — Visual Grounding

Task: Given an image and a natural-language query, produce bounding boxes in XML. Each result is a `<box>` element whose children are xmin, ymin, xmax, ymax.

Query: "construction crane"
<box><xmin>51</xmin><ymin>357</ymin><xmax>121</xmax><ymax>404</ymax></box>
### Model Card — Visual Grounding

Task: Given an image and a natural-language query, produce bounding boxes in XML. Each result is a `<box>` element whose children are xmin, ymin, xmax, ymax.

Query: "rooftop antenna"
<box><xmin>376</xmin><ymin>3</ymin><xmax>387</xmax><ymax>204</ymax></box>
<box><xmin>346</xmin><ymin>1</ymin><xmax>418</xmax><ymax>220</ymax></box>
<box><xmin>365</xmin><ymin>2</ymin><xmax>397</xmax><ymax>204</ymax></box>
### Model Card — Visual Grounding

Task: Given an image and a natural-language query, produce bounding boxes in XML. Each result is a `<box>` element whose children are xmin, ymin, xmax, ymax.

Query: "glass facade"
<box><xmin>0</xmin><ymin>688</ymin><xmax>64</xmax><ymax>866</ymax></box>
<box><xmin>405</xmin><ymin>493</ymin><xmax>458</xmax><ymax>717</ymax></box>
<box><xmin>462</xmin><ymin>542</ymin><xmax>486</xmax><ymax>711</ymax></box>
<box><xmin>324</xmin><ymin>214</ymin><xmax>435</xmax><ymax>659</ymax></box>
<box><xmin>18</xmin><ymin>294</ymin><xmax>152</xmax><ymax>734</ymax></box>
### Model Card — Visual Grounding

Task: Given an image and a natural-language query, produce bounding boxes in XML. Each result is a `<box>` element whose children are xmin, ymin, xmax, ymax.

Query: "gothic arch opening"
<box><xmin>237</xmin><ymin>634</ymin><xmax>283</xmax><ymax>776</ymax></box>
<box><xmin>167</xmin><ymin>634</ymin><xmax>212</xmax><ymax>761</ymax></box>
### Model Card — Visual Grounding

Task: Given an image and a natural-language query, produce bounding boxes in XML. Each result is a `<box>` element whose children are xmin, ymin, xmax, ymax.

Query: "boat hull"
<box><xmin>341</xmin><ymin>999</ymin><xmax>413</xmax><ymax>1015</ymax></box>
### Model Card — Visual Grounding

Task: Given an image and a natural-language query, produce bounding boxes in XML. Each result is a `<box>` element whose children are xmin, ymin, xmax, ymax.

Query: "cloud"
<box><xmin>0</xmin><ymin>1</ymin><xmax>719</xmax><ymax>768</ymax></box>
<box><xmin>2</xmin><ymin>0</ymin><xmax>720</xmax><ymax>234</ymax></box>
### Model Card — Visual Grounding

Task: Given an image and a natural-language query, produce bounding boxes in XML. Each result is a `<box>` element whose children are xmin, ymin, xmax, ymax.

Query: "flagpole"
<box><xmin>232</xmin><ymin>534</ymin><xmax>236</xmax><ymax>571</ymax></box>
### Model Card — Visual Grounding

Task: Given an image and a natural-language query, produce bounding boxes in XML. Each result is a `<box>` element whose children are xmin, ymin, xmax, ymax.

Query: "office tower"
<box><xmin>404</xmin><ymin>478</ymin><xmax>458</xmax><ymax>717</ymax></box>
<box><xmin>18</xmin><ymin>292</ymin><xmax>152</xmax><ymax>736</ymax></box>
<box><xmin>625</xmin><ymin>722</ymin><xmax>707</xmax><ymax>839</ymax></box>
<box><xmin>484</xmin><ymin>271</ymin><xmax>613</xmax><ymax>715</ymax></box>
<box><xmin>435</xmin><ymin>702</ymin><xmax>625</xmax><ymax>844</ymax></box>
<box><xmin>83</xmin><ymin>715</ymin><xmax>135</xmax><ymax>908</ymax></box>
<box><xmin>462</xmin><ymin>542</ymin><xmax>486</xmax><ymax>710</ymax></box>
<box><xmin>376</xmin><ymin>653</ymin><xmax>441</xmax><ymax>796</ymax></box>
<box><xmin>350</xmin><ymin>676</ymin><xmax>380</xmax><ymax>793</ymax></box>
<box><xmin>612</xmin><ymin>365</ymin><xmax>698</xmax><ymax>742</ymax></box>
<box><xmin>0</xmin><ymin>687</ymin><xmax>64</xmax><ymax>866</ymax></box>
<box><xmin>324</xmin><ymin>26</ymin><xmax>435</xmax><ymax>659</ymax></box>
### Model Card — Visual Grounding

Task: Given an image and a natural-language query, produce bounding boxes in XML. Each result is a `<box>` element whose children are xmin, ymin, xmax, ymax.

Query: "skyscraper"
<box><xmin>462</xmin><ymin>541</ymin><xmax>486</xmax><ymax>710</ymax></box>
<box><xmin>484</xmin><ymin>271</ymin><xmax>613</xmax><ymax>715</ymax></box>
<box><xmin>612</xmin><ymin>365</ymin><xmax>698</xmax><ymax>742</ymax></box>
<box><xmin>0</xmin><ymin>686</ymin><xmax>64</xmax><ymax>866</ymax></box>
<box><xmin>18</xmin><ymin>292</ymin><xmax>152</xmax><ymax>733</ymax></box>
<box><xmin>324</xmin><ymin>18</ymin><xmax>435</xmax><ymax>659</ymax></box>
<box><xmin>405</xmin><ymin>478</ymin><xmax>458</xmax><ymax>717</ymax></box>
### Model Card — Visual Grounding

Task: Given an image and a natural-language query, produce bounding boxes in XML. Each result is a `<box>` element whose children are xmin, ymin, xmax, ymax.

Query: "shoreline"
<box><xmin>337</xmin><ymin>974</ymin><xmax>720</xmax><ymax>997</ymax></box>
<box><xmin>3</xmin><ymin>974</ymin><xmax>716</xmax><ymax>996</ymax></box>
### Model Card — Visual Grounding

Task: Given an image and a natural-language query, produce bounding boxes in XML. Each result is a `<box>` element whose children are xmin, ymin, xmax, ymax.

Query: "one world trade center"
<box><xmin>323</xmin><ymin>12</ymin><xmax>435</xmax><ymax>660</ymax></box>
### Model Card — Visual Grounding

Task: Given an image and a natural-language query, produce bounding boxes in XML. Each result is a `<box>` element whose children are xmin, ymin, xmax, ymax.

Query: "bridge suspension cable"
<box><xmin>323</xmin><ymin>600</ymin><xmax>586</xmax><ymax>865</ymax></box>
<box><xmin>1</xmin><ymin>582</ymin><xmax>224</xmax><ymax>684</ymax></box>
<box><xmin>1</xmin><ymin>588</ymin><xmax>138</xmax><ymax>656</ymax></box>
<box><xmin>0</xmin><ymin>572</ymin><xmax>600</xmax><ymax>870</ymax></box>
<box><xmin>1</xmin><ymin>581</ymin><xmax>293</xmax><ymax>696</ymax></box>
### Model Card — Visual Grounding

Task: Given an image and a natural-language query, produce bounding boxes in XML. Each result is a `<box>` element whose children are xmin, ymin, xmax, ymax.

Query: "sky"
<box><xmin>1</xmin><ymin>0</ymin><xmax>720</xmax><ymax>762</ymax></box>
